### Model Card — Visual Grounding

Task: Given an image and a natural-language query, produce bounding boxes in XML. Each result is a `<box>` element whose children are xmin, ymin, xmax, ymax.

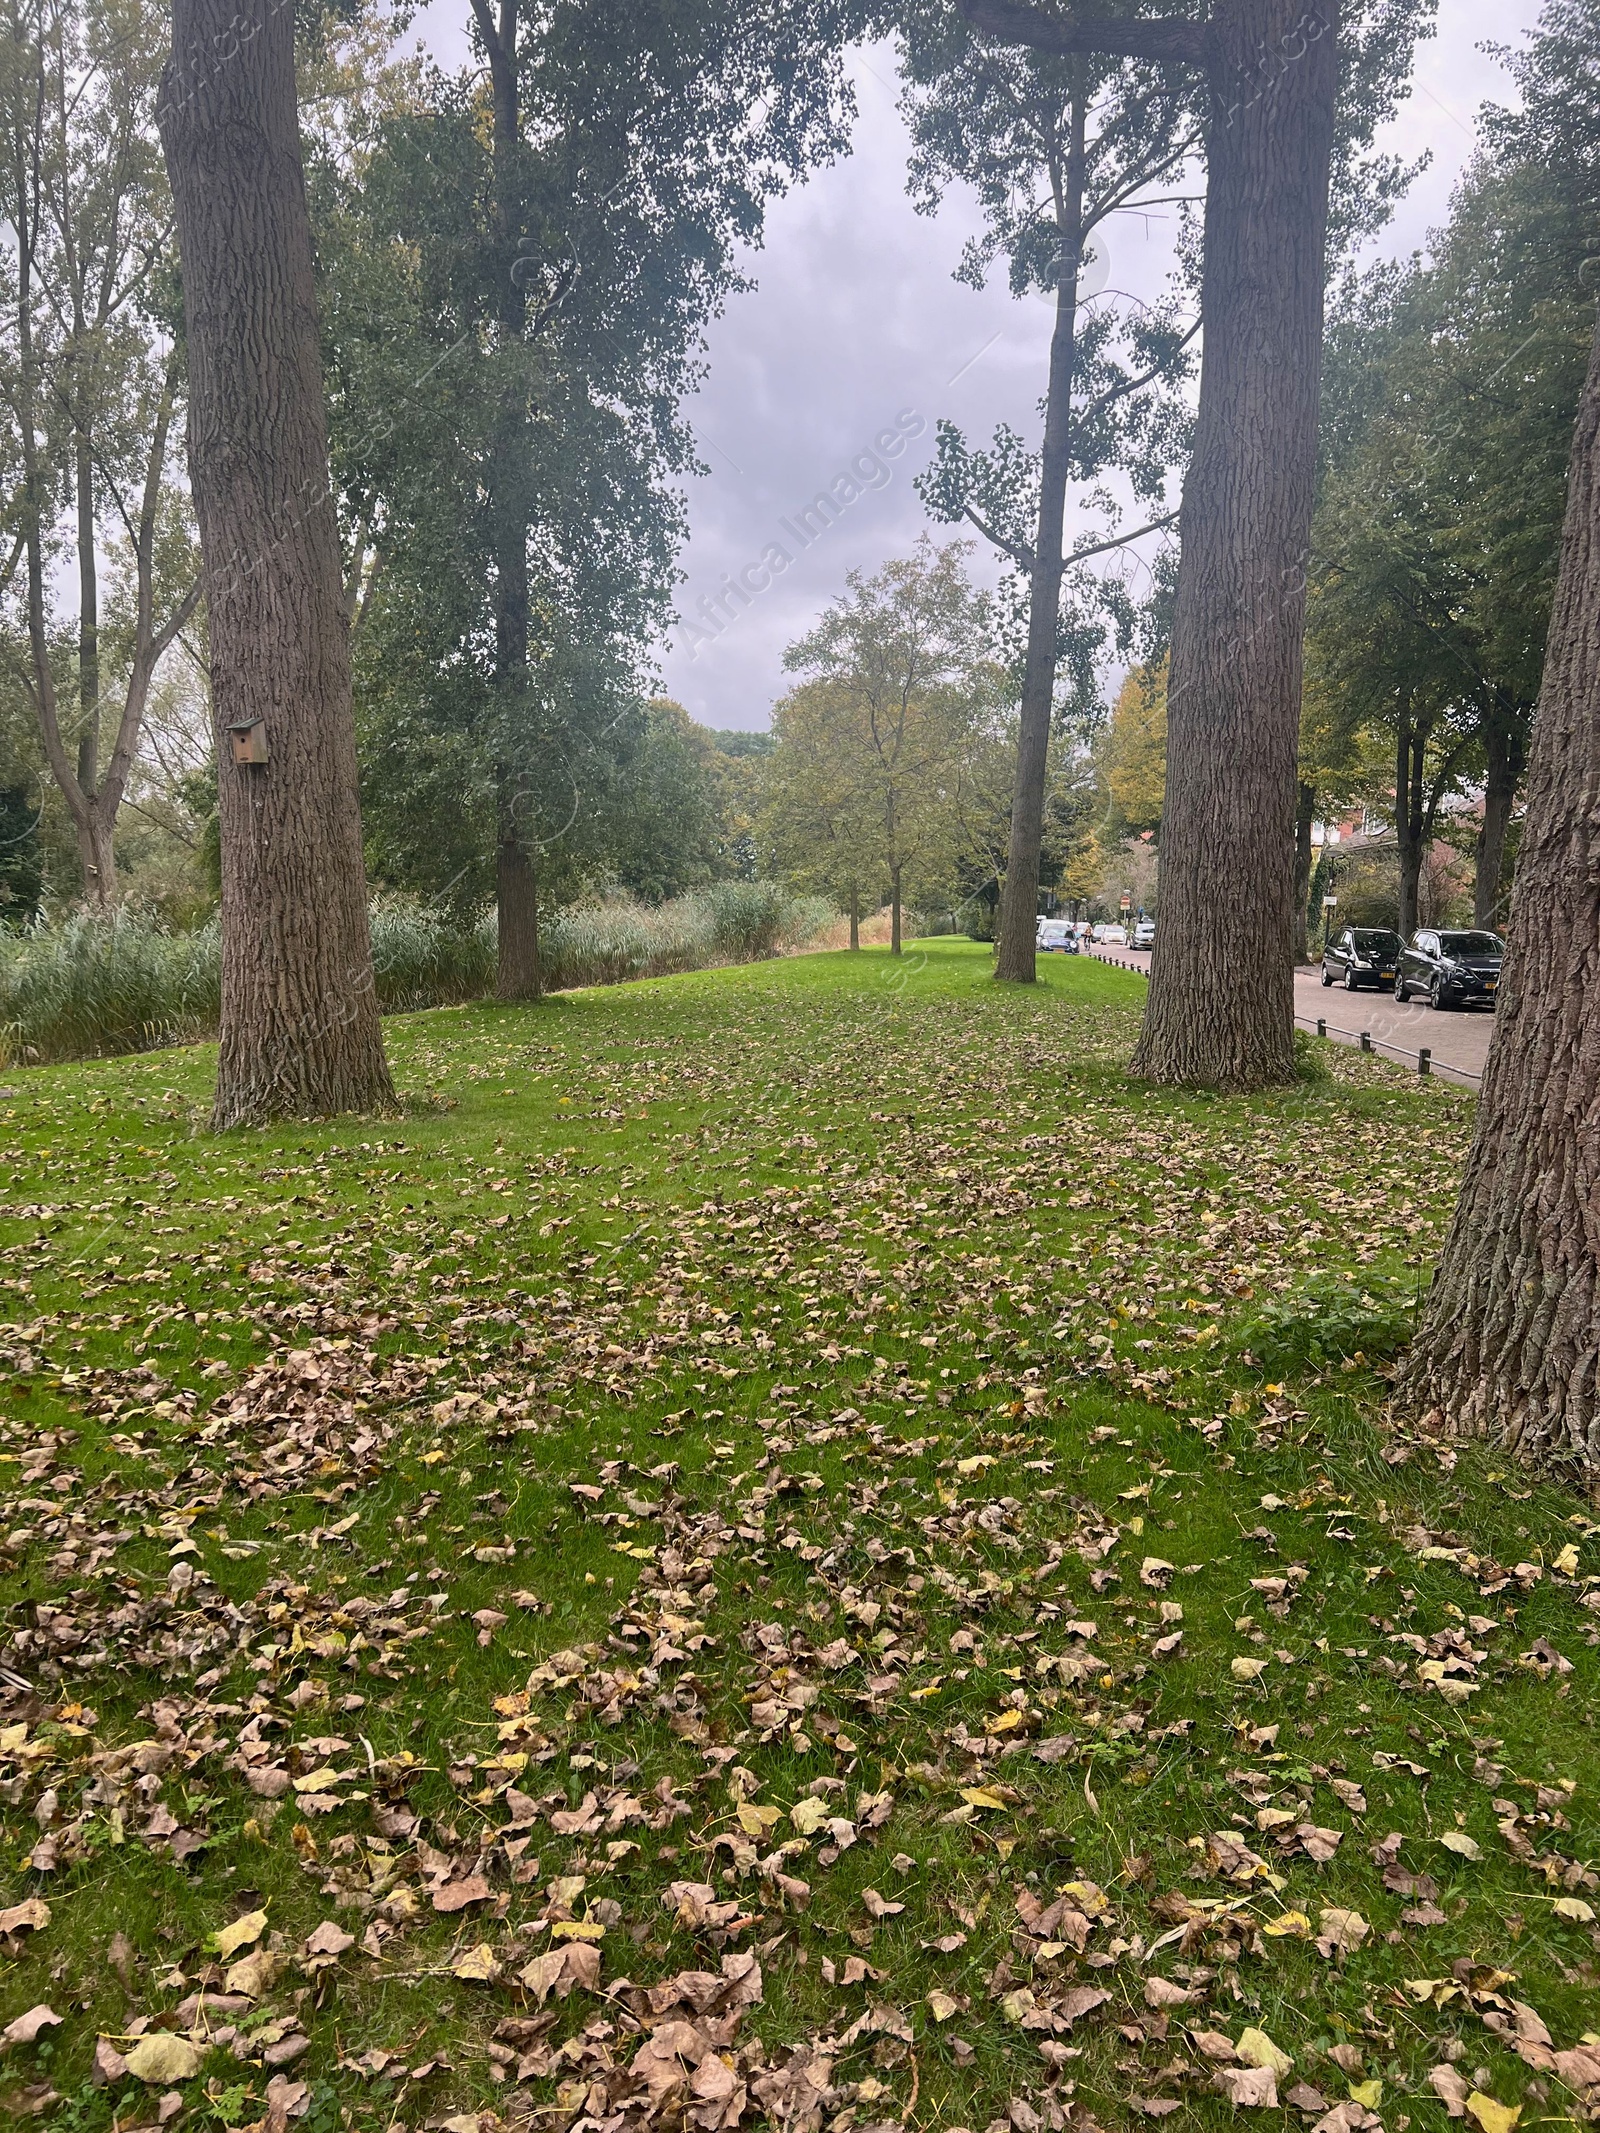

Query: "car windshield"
<box><xmin>1439</xmin><ymin>931</ymin><xmax>1503</xmax><ymax>957</ymax></box>
<box><xmin>1353</xmin><ymin>930</ymin><xmax>1399</xmax><ymax>953</ymax></box>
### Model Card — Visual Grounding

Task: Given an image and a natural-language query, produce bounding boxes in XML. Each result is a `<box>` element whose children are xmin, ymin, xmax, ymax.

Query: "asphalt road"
<box><xmin>1087</xmin><ymin>946</ymin><xmax>1495</xmax><ymax>1087</ymax></box>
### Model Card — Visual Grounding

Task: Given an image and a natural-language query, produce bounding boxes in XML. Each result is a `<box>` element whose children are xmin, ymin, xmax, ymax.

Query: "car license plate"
<box><xmin>1484</xmin><ymin>978</ymin><xmax>1497</xmax><ymax>991</ymax></box>
<box><xmin>1380</xmin><ymin>969</ymin><xmax>1394</xmax><ymax>978</ymax></box>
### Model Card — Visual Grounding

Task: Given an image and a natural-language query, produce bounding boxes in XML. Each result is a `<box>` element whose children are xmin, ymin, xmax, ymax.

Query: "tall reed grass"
<box><xmin>0</xmin><ymin>884</ymin><xmax>833</xmax><ymax>1067</ymax></box>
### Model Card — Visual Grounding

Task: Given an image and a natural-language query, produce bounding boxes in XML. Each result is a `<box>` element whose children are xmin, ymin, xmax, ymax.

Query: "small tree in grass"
<box><xmin>777</xmin><ymin>542</ymin><xmax>997</xmax><ymax>957</ymax></box>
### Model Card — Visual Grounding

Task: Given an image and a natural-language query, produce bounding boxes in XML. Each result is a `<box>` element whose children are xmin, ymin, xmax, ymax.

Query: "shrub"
<box><xmin>1237</xmin><ymin>1270</ymin><xmax>1415</xmax><ymax>1374</ymax></box>
<box><xmin>369</xmin><ymin>896</ymin><xmax>494</xmax><ymax>1012</ymax></box>
<box><xmin>0</xmin><ymin>887</ymin><xmax>834</xmax><ymax>1067</ymax></box>
<box><xmin>540</xmin><ymin>885</ymin><xmax>832</xmax><ymax>991</ymax></box>
<box><xmin>0</xmin><ymin>908</ymin><xmax>220</xmax><ymax>1067</ymax></box>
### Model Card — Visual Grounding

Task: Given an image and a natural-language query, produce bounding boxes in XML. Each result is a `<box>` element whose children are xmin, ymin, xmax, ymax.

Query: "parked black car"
<box><xmin>1394</xmin><ymin>928</ymin><xmax>1504</xmax><ymax>1009</ymax></box>
<box><xmin>1321</xmin><ymin>925</ymin><xmax>1401</xmax><ymax>991</ymax></box>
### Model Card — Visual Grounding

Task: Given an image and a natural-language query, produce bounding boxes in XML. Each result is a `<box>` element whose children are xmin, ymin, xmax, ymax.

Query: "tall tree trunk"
<box><xmin>472</xmin><ymin>0</ymin><xmax>540</xmax><ymax>1001</ymax></box>
<box><xmin>75</xmin><ymin>427</ymin><xmax>100</xmax><ymax>799</ymax></box>
<box><xmin>890</xmin><ymin>867</ymin><xmax>902</xmax><ymax>957</ymax></box>
<box><xmin>848</xmin><ymin>885</ymin><xmax>860</xmax><ymax>951</ymax></box>
<box><xmin>1130</xmin><ymin>0</ymin><xmax>1338</xmax><ymax>1088</ymax></box>
<box><xmin>994</xmin><ymin>72</ymin><xmax>1087</xmax><ymax>985</ymax></box>
<box><xmin>159</xmin><ymin>0</ymin><xmax>394</xmax><ymax>1128</ymax></box>
<box><xmin>1474</xmin><ymin>705</ymin><xmax>1526</xmax><ymax>928</ymax></box>
<box><xmin>1395</xmin><ymin>713</ymin><xmax>1424</xmax><ymax>939</ymax></box>
<box><xmin>1398</xmin><ymin>313</ymin><xmax>1600</xmax><ymax>1474</ymax></box>
<box><xmin>497</xmin><ymin>790</ymin><xmax>541</xmax><ymax>1000</ymax></box>
<box><xmin>72</xmin><ymin>424</ymin><xmax>116</xmax><ymax>910</ymax></box>
<box><xmin>1291</xmin><ymin>778</ymin><xmax>1314</xmax><ymax>965</ymax></box>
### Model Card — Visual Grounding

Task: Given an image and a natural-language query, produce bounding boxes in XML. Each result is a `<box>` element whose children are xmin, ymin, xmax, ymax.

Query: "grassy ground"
<box><xmin>0</xmin><ymin>941</ymin><xmax>1595</xmax><ymax>2133</ymax></box>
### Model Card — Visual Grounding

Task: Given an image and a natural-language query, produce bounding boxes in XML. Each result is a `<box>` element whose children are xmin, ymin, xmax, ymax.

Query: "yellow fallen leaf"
<box><xmin>1552</xmin><ymin>1544</ymin><xmax>1580</xmax><ymax>1576</ymax></box>
<box><xmin>1237</xmin><ymin>2028</ymin><xmax>1293</xmax><ymax>2077</ymax></box>
<box><xmin>959</xmin><ymin>1786</ymin><xmax>1007</xmax><ymax>1811</ymax></box>
<box><xmin>1317</xmin><ymin>1907</ymin><xmax>1370</xmax><ymax>1953</ymax></box>
<box><xmin>124</xmin><ymin>2033</ymin><xmax>203</xmax><ymax>2084</ymax></box>
<box><xmin>737</xmin><ymin>1803</ymin><xmax>782</xmax><ymax>1836</ymax></box>
<box><xmin>1059</xmin><ymin>1880</ymin><xmax>1110</xmax><ymax>1915</ymax></box>
<box><xmin>1553</xmin><ymin>1897</ymin><xmax>1595</xmax><ymax>1923</ymax></box>
<box><xmin>790</xmin><ymin>1798</ymin><xmax>829</xmax><ymax>1835</ymax></box>
<box><xmin>223</xmin><ymin>1948</ymin><xmax>281</xmax><ymax>1999</ymax></box>
<box><xmin>927</xmin><ymin>1991</ymin><xmax>960</xmax><ymax>2022</ymax></box>
<box><xmin>452</xmin><ymin>1942</ymin><xmax>503</xmax><ymax>1983</ymax></box>
<box><xmin>1465</xmin><ymin>2095</ymin><xmax>1520</xmax><ymax>2133</ymax></box>
<box><xmin>550</xmin><ymin>1919</ymin><xmax>605</xmax><ymax>1941</ymax></box>
<box><xmin>957</xmin><ymin>1456</ymin><xmax>993</xmax><ymax>1476</ymax></box>
<box><xmin>1261</xmin><ymin>1910</ymin><xmax>1311</xmax><ymax>1938</ymax></box>
<box><xmin>212</xmin><ymin>1908</ymin><xmax>267</xmax><ymax>1959</ymax></box>
<box><xmin>1231</xmin><ymin>1657</ymin><xmax>1267</xmax><ymax>1681</ymax></box>
<box><xmin>1440</xmin><ymin>1832</ymin><xmax>1482</xmax><ymax>1862</ymax></box>
<box><xmin>1349</xmin><ymin>2081</ymin><xmax>1384</xmax><ymax>2108</ymax></box>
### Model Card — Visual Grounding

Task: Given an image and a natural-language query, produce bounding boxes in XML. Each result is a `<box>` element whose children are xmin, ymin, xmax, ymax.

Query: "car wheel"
<box><xmin>1320</xmin><ymin>965</ymin><xmax>1333</xmax><ymax>987</ymax></box>
<box><xmin>1430</xmin><ymin>974</ymin><xmax>1448</xmax><ymax>1011</ymax></box>
<box><xmin>1344</xmin><ymin>966</ymin><xmax>1359</xmax><ymax>991</ymax></box>
<box><xmin>1394</xmin><ymin>972</ymin><xmax>1409</xmax><ymax>1002</ymax></box>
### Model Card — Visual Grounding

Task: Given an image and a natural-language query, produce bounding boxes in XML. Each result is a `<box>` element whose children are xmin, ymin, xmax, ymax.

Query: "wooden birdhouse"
<box><xmin>227</xmin><ymin>717</ymin><xmax>269</xmax><ymax>766</ymax></box>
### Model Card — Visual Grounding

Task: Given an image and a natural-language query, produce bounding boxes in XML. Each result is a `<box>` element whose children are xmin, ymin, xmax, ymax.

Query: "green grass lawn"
<box><xmin>0</xmin><ymin>940</ymin><xmax>1596</xmax><ymax>2133</ymax></box>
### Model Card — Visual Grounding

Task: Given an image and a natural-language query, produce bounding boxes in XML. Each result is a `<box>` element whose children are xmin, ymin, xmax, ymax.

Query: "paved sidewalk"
<box><xmin>1087</xmin><ymin>947</ymin><xmax>1495</xmax><ymax>1087</ymax></box>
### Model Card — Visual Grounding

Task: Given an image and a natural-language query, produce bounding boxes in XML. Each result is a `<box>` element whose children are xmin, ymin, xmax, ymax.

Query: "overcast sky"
<box><xmin>411</xmin><ymin>1</ymin><xmax>1543</xmax><ymax>732</ymax></box>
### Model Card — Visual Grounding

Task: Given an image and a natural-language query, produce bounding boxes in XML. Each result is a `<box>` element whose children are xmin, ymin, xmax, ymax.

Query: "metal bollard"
<box><xmin>1316</xmin><ymin>1018</ymin><xmax>1326</xmax><ymax>1040</ymax></box>
<box><xmin>1360</xmin><ymin>1031</ymin><xmax>1372</xmax><ymax>1053</ymax></box>
<box><xmin>1418</xmin><ymin>1048</ymin><xmax>1431</xmax><ymax>1077</ymax></box>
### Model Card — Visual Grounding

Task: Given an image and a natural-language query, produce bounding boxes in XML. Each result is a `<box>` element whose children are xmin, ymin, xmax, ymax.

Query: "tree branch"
<box><xmin>1063</xmin><ymin>509</ymin><xmax>1180</xmax><ymax>567</ymax></box>
<box><xmin>958</xmin><ymin>0</ymin><xmax>1212</xmax><ymax>67</ymax></box>
<box><xmin>0</xmin><ymin>529</ymin><xmax>23</xmax><ymax>601</ymax></box>
<box><xmin>1080</xmin><ymin>316</ymin><xmax>1202</xmax><ymax>418</ymax></box>
<box><xmin>963</xmin><ymin>503</ymin><xmax>1036</xmax><ymax>574</ymax></box>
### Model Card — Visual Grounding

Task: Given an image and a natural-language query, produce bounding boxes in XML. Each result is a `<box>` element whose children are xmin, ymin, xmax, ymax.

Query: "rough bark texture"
<box><xmin>496</xmin><ymin>798</ymin><xmax>541</xmax><ymax>1000</ymax></box>
<box><xmin>993</xmin><ymin>78</ymin><xmax>1087</xmax><ymax>985</ymax></box>
<box><xmin>848</xmin><ymin>888</ymin><xmax>860</xmax><ymax>952</ymax></box>
<box><xmin>890</xmin><ymin>869</ymin><xmax>903</xmax><ymax>958</ymax></box>
<box><xmin>1291</xmin><ymin>778</ymin><xmax>1314</xmax><ymax>965</ymax></box>
<box><xmin>159</xmin><ymin>0</ymin><xmax>394</xmax><ymax>1128</ymax></box>
<box><xmin>1474</xmin><ymin>706</ymin><xmax>1526</xmax><ymax>928</ymax></box>
<box><xmin>1399</xmin><ymin>315</ymin><xmax>1600</xmax><ymax>1476</ymax></box>
<box><xmin>1130</xmin><ymin>0</ymin><xmax>1338</xmax><ymax>1088</ymax></box>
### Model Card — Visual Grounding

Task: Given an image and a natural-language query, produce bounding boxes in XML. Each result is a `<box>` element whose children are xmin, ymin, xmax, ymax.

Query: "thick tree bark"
<box><xmin>1291</xmin><ymin>779</ymin><xmax>1314</xmax><ymax>965</ymax></box>
<box><xmin>848</xmin><ymin>886</ymin><xmax>860</xmax><ymax>951</ymax></box>
<box><xmin>496</xmin><ymin>796</ymin><xmax>541</xmax><ymax>1000</ymax></box>
<box><xmin>890</xmin><ymin>866</ymin><xmax>903</xmax><ymax>957</ymax></box>
<box><xmin>994</xmin><ymin>75</ymin><xmax>1087</xmax><ymax>985</ymax></box>
<box><xmin>159</xmin><ymin>0</ymin><xmax>394</xmax><ymax>1127</ymax></box>
<box><xmin>1398</xmin><ymin>314</ymin><xmax>1600</xmax><ymax>1475</ymax></box>
<box><xmin>1129</xmin><ymin>0</ymin><xmax>1339</xmax><ymax>1087</ymax></box>
<box><xmin>1474</xmin><ymin>705</ymin><xmax>1526</xmax><ymax>928</ymax></box>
